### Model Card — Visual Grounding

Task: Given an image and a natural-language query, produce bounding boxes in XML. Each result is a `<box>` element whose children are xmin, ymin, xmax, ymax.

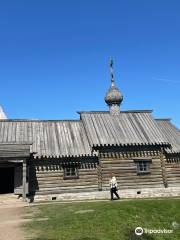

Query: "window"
<box><xmin>63</xmin><ymin>166</ymin><xmax>79</xmax><ymax>179</ymax></box>
<box><xmin>134</xmin><ymin>159</ymin><xmax>151</xmax><ymax>174</ymax></box>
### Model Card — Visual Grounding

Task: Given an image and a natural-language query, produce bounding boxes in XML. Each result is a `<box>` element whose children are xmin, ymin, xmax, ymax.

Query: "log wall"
<box><xmin>99</xmin><ymin>147</ymin><xmax>165</xmax><ymax>190</ymax></box>
<box><xmin>29</xmin><ymin>158</ymin><xmax>99</xmax><ymax>195</ymax></box>
<box><xmin>165</xmin><ymin>155</ymin><xmax>180</xmax><ymax>187</ymax></box>
<box><xmin>28</xmin><ymin>148</ymin><xmax>180</xmax><ymax>196</ymax></box>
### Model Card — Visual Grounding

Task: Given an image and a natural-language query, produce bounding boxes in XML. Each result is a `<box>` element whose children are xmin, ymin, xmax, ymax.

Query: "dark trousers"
<box><xmin>110</xmin><ymin>187</ymin><xmax>120</xmax><ymax>200</ymax></box>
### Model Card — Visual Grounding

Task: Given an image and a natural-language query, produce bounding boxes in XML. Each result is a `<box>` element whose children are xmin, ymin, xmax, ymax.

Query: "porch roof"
<box><xmin>0</xmin><ymin>143</ymin><xmax>31</xmax><ymax>159</ymax></box>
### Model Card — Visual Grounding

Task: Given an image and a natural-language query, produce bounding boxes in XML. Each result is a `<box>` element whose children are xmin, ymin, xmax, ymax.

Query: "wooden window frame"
<box><xmin>63</xmin><ymin>166</ymin><xmax>79</xmax><ymax>180</ymax></box>
<box><xmin>134</xmin><ymin>159</ymin><xmax>152</xmax><ymax>175</ymax></box>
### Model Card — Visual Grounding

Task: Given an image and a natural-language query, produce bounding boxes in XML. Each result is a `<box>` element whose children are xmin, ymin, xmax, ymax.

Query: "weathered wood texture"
<box><xmin>29</xmin><ymin>159</ymin><xmax>99</xmax><ymax>195</ymax></box>
<box><xmin>99</xmin><ymin>148</ymin><xmax>165</xmax><ymax>190</ymax></box>
<box><xmin>0</xmin><ymin>163</ymin><xmax>28</xmax><ymax>195</ymax></box>
<box><xmin>160</xmin><ymin>147</ymin><xmax>168</xmax><ymax>187</ymax></box>
<box><xmin>165</xmin><ymin>155</ymin><xmax>180</xmax><ymax>187</ymax></box>
<box><xmin>0</xmin><ymin>144</ymin><xmax>31</xmax><ymax>159</ymax></box>
<box><xmin>14</xmin><ymin>165</ymin><xmax>22</xmax><ymax>194</ymax></box>
<box><xmin>80</xmin><ymin>111</ymin><xmax>168</xmax><ymax>148</ymax></box>
<box><xmin>0</xmin><ymin>121</ymin><xmax>92</xmax><ymax>158</ymax></box>
<box><xmin>22</xmin><ymin>159</ymin><xmax>27</xmax><ymax>200</ymax></box>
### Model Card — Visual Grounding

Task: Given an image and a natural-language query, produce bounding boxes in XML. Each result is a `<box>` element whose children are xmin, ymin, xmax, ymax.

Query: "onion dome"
<box><xmin>105</xmin><ymin>80</ymin><xmax>123</xmax><ymax>106</ymax></box>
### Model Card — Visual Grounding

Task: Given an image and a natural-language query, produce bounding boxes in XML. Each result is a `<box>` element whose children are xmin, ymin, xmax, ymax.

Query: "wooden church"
<box><xmin>0</xmin><ymin>61</ymin><xmax>180</xmax><ymax>201</ymax></box>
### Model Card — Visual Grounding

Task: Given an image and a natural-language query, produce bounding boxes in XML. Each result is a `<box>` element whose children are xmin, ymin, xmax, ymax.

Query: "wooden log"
<box><xmin>160</xmin><ymin>147</ymin><xmax>168</xmax><ymax>188</ymax></box>
<box><xmin>97</xmin><ymin>162</ymin><xmax>102</xmax><ymax>191</ymax></box>
<box><xmin>22</xmin><ymin>159</ymin><xmax>27</xmax><ymax>200</ymax></box>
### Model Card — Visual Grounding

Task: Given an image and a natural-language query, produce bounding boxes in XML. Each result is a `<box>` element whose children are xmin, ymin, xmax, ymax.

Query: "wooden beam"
<box><xmin>22</xmin><ymin>159</ymin><xmax>27</xmax><ymax>201</ymax></box>
<box><xmin>97</xmin><ymin>156</ymin><xmax>102</xmax><ymax>191</ymax></box>
<box><xmin>160</xmin><ymin>147</ymin><xmax>168</xmax><ymax>188</ymax></box>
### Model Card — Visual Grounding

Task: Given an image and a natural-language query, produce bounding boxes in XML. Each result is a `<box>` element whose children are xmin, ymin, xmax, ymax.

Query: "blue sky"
<box><xmin>0</xmin><ymin>1</ymin><xmax>180</xmax><ymax>127</ymax></box>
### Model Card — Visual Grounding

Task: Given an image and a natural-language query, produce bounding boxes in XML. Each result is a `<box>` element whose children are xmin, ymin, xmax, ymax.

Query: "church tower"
<box><xmin>104</xmin><ymin>59</ymin><xmax>123</xmax><ymax>115</ymax></box>
<box><xmin>0</xmin><ymin>105</ymin><xmax>7</xmax><ymax>119</ymax></box>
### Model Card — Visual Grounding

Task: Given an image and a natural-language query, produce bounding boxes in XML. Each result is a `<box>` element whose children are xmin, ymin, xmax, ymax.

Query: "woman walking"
<box><xmin>109</xmin><ymin>173</ymin><xmax>120</xmax><ymax>200</ymax></box>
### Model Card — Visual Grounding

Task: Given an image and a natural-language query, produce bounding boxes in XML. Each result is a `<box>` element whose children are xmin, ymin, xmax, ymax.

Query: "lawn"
<box><xmin>25</xmin><ymin>198</ymin><xmax>180</xmax><ymax>240</ymax></box>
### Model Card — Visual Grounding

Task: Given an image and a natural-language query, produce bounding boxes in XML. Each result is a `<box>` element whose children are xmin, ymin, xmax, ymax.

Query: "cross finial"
<box><xmin>110</xmin><ymin>58</ymin><xmax>115</xmax><ymax>83</ymax></box>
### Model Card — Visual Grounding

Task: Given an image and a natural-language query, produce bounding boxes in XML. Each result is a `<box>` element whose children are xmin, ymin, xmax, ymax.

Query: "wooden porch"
<box><xmin>0</xmin><ymin>143</ymin><xmax>31</xmax><ymax>200</ymax></box>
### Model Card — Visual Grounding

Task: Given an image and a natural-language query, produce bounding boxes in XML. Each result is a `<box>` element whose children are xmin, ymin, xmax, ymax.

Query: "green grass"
<box><xmin>25</xmin><ymin>198</ymin><xmax>180</xmax><ymax>240</ymax></box>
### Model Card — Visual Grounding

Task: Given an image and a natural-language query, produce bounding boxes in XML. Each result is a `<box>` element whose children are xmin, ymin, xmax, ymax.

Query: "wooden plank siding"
<box><xmin>27</xmin><ymin>149</ymin><xmax>180</xmax><ymax>196</ymax></box>
<box><xmin>99</xmin><ymin>148</ymin><xmax>165</xmax><ymax>190</ymax></box>
<box><xmin>165</xmin><ymin>155</ymin><xmax>180</xmax><ymax>187</ymax></box>
<box><xmin>29</xmin><ymin>159</ymin><xmax>99</xmax><ymax>195</ymax></box>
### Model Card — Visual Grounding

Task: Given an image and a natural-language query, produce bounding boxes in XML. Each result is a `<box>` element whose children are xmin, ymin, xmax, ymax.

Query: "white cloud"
<box><xmin>152</xmin><ymin>77</ymin><xmax>180</xmax><ymax>84</ymax></box>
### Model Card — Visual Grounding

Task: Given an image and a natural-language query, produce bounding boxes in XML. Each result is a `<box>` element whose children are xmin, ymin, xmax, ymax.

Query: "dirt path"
<box><xmin>0</xmin><ymin>195</ymin><xmax>30</xmax><ymax>240</ymax></box>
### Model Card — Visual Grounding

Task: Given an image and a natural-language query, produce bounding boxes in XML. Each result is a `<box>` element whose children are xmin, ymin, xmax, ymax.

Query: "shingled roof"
<box><xmin>80</xmin><ymin>110</ymin><xmax>169</xmax><ymax>148</ymax></box>
<box><xmin>156</xmin><ymin>119</ymin><xmax>180</xmax><ymax>154</ymax></box>
<box><xmin>0</xmin><ymin>111</ymin><xmax>179</xmax><ymax>158</ymax></box>
<box><xmin>0</xmin><ymin>120</ymin><xmax>92</xmax><ymax>158</ymax></box>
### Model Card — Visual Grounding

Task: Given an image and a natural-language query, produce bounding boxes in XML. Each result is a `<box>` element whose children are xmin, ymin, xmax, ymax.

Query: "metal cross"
<box><xmin>110</xmin><ymin>58</ymin><xmax>114</xmax><ymax>83</ymax></box>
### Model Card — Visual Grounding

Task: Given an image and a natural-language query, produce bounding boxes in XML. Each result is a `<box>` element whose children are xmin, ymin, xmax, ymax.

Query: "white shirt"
<box><xmin>109</xmin><ymin>176</ymin><xmax>118</xmax><ymax>188</ymax></box>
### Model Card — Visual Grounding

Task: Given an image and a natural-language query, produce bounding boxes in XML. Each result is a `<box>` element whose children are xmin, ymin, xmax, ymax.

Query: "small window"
<box><xmin>63</xmin><ymin>166</ymin><xmax>79</xmax><ymax>179</ymax></box>
<box><xmin>134</xmin><ymin>159</ymin><xmax>151</xmax><ymax>175</ymax></box>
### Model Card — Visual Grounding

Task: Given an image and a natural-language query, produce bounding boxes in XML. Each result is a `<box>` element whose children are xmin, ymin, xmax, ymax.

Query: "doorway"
<box><xmin>0</xmin><ymin>167</ymin><xmax>14</xmax><ymax>194</ymax></box>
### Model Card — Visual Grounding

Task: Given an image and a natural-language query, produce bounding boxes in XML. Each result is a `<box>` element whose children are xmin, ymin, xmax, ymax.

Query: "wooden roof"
<box><xmin>0</xmin><ymin>143</ymin><xmax>31</xmax><ymax>159</ymax></box>
<box><xmin>80</xmin><ymin>111</ymin><xmax>169</xmax><ymax>148</ymax></box>
<box><xmin>156</xmin><ymin>119</ymin><xmax>180</xmax><ymax>154</ymax></box>
<box><xmin>0</xmin><ymin>120</ymin><xmax>92</xmax><ymax>158</ymax></box>
<box><xmin>0</xmin><ymin>110</ymin><xmax>179</xmax><ymax>158</ymax></box>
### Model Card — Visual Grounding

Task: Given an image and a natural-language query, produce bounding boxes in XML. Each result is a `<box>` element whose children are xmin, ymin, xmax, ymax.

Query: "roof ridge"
<box><xmin>121</xmin><ymin>110</ymin><xmax>153</xmax><ymax>113</ymax></box>
<box><xmin>155</xmin><ymin>118</ymin><xmax>171</xmax><ymax>121</ymax></box>
<box><xmin>0</xmin><ymin>119</ymin><xmax>80</xmax><ymax>122</ymax></box>
<box><xmin>78</xmin><ymin>110</ymin><xmax>153</xmax><ymax>114</ymax></box>
<box><xmin>77</xmin><ymin>111</ymin><xmax>109</xmax><ymax>114</ymax></box>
